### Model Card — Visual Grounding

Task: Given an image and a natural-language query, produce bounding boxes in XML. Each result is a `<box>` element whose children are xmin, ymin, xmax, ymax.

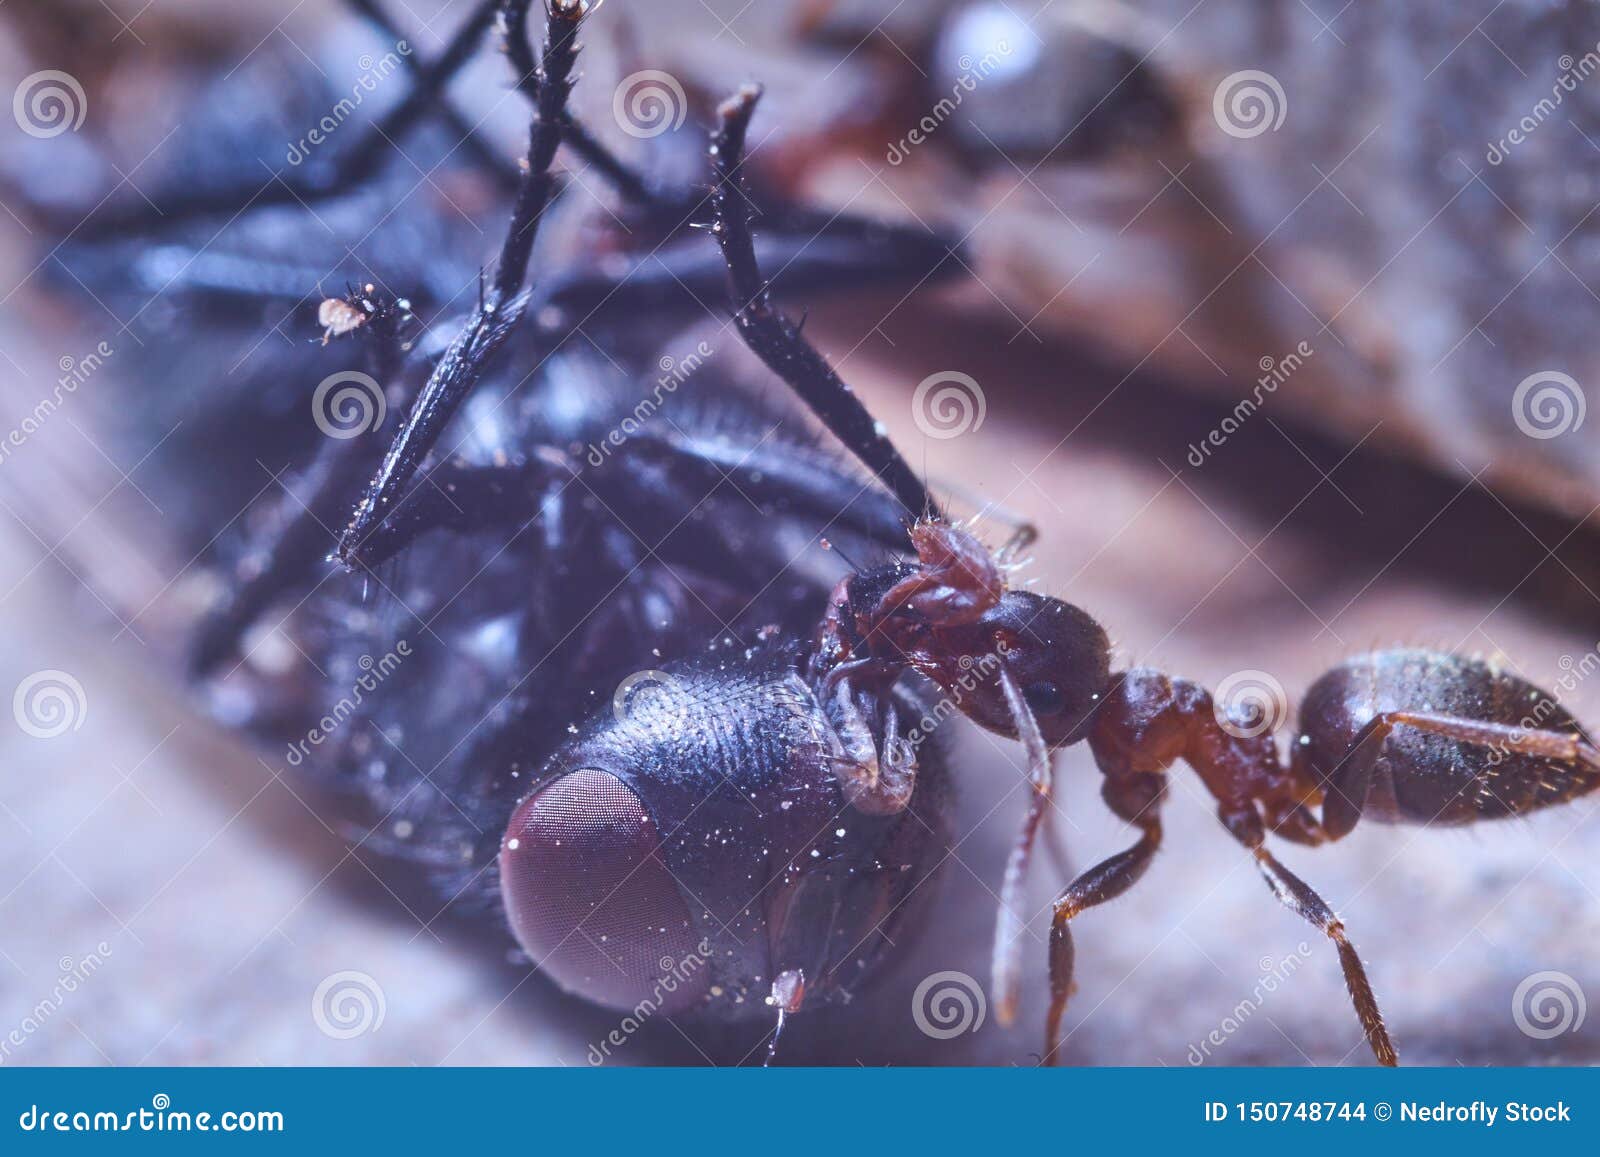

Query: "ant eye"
<box><xmin>1023</xmin><ymin>680</ymin><xmax>1064</xmax><ymax>715</ymax></box>
<box><xmin>499</xmin><ymin>768</ymin><xmax>708</xmax><ymax>1013</ymax></box>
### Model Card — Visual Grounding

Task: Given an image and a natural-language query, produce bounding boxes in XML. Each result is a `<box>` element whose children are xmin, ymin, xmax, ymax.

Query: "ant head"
<box><xmin>921</xmin><ymin>590</ymin><xmax>1112</xmax><ymax>747</ymax></box>
<box><xmin>496</xmin><ymin>649</ymin><xmax>950</xmax><ymax>1021</ymax></box>
<box><xmin>838</xmin><ymin>519</ymin><xmax>1112</xmax><ymax>748</ymax></box>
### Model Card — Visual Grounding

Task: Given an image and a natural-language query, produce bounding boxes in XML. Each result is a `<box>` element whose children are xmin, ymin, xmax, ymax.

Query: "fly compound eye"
<box><xmin>499</xmin><ymin>768</ymin><xmax>708</xmax><ymax>1013</ymax></box>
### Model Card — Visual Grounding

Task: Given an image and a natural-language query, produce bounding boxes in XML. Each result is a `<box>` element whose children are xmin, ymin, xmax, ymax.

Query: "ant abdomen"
<box><xmin>1297</xmin><ymin>648</ymin><xmax>1600</xmax><ymax>839</ymax></box>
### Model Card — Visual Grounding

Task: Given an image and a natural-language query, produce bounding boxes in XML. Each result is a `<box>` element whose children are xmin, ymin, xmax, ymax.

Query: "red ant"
<box><xmin>701</xmin><ymin>85</ymin><xmax>1600</xmax><ymax>1065</ymax></box>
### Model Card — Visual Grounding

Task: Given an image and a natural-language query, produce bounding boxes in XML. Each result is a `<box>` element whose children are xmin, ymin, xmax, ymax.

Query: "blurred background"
<box><xmin>0</xmin><ymin>0</ymin><xmax>1597</xmax><ymax>1066</ymax></box>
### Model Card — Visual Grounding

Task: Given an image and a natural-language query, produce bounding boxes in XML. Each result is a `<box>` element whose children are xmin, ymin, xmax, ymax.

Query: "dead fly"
<box><xmin>19</xmin><ymin>0</ymin><xmax>1600</xmax><ymax>1066</ymax></box>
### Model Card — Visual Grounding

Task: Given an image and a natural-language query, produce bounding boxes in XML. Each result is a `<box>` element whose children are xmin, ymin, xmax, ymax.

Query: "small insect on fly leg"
<box><xmin>189</xmin><ymin>283</ymin><xmax>416</xmax><ymax>677</ymax></box>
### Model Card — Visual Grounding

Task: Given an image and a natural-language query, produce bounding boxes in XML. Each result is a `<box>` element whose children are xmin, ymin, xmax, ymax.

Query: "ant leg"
<box><xmin>991</xmin><ymin>668</ymin><xmax>1057</xmax><ymax>1025</ymax></box>
<box><xmin>710</xmin><ymin>86</ymin><xmax>940</xmax><ymax>520</ymax></box>
<box><xmin>1090</xmin><ymin>667</ymin><xmax>1398</xmax><ymax>1065</ymax></box>
<box><xmin>1043</xmin><ymin>772</ymin><xmax>1165</xmax><ymax>1064</ymax></box>
<box><xmin>74</xmin><ymin>0</ymin><xmax>503</xmax><ymax>238</ymax></box>
<box><xmin>1321</xmin><ymin>710</ymin><xmax>1600</xmax><ymax>838</ymax></box>
<box><xmin>1224</xmin><ymin>801</ymin><xmax>1399</xmax><ymax>1066</ymax></box>
<box><xmin>337</xmin><ymin>0</ymin><xmax>584</xmax><ymax>569</ymax></box>
<box><xmin>1248</xmin><ymin>844</ymin><xmax>1397</xmax><ymax>1065</ymax></box>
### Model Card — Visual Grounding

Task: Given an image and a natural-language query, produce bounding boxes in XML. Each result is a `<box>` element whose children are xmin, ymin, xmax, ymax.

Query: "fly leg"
<box><xmin>72</xmin><ymin>0</ymin><xmax>503</xmax><ymax>238</ymax></box>
<box><xmin>337</xmin><ymin>0</ymin><xmax>583</xmax><ymax>569</ymax></box>
<box><xmin>345</xmin><ymin>0</ymin><xmax>518</xmax><ymax>189</ymax></box>
<box><xmin>708</xmin><ymin>85</ymin><xmax>944</xmax><ymax>520</ymax></box>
